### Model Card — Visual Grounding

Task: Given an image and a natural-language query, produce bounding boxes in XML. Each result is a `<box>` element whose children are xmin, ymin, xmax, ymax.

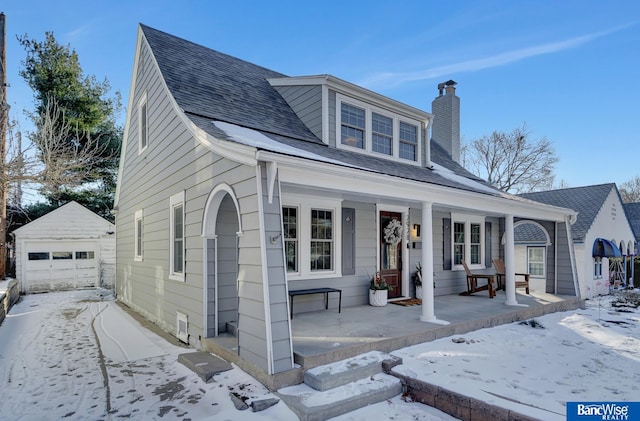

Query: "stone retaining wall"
<box><xmin>0</xmin><ymin>279</ymin><xmax>20</xmax><ymax>325</ymax></box>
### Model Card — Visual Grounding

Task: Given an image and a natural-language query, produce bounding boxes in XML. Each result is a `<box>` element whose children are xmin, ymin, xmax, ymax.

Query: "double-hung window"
<box><xmin>371</xmin><ymin>112</ymin><xmax>393</xmax><ymax>155</ymax></box>
<box><xmin>337</xmin><ymin>94</ymin><xmax>421</xmax><ymax>164</ymax></box>
<box><xmin>283</xmin><ymin>206</ymin><xmax>298</xmax><ymax>272</ymax></box>
<box><xmin>310</xmin><ymin>209</ymin><xmax>333</xmax><ymax>271</ymax></box>
<box><xmin>527</xmin><ymin>246</ymin><xmax>545</xmax><ymax>277</ymax></box>
<box><xmin>138</xmin><ymin>92</ymin><xmax>148</xmax><ymax>153</ymax></box>
<box><xmin>399</xmin><ymin>122</ymin><xmax>417</xmax><ymax>160</ymax></box>
<box><xmin>594</xmin><ymin>257</ymin><xmax>603</xmax><ymax>278</ymax></box>
<box><xmin>170</xmin><ymin>192</ymin><xmax>185</xmax><ymax>281</ymax></box>
<box><xmin>340</xmin><ymin>103</ymin><xmax>365</xmax><ymax>149</ymax></box>
<box><xmin>451</xmin><ymin>214</ymin><xmax>485</xmax><ymax>269</ymax></box>
<box><xmin>134</xmin><ymin>209</ymin><xmax>143</xmax><ymax>261</ymax></box>
<box><xmin>453</xmin><ymin>222</ymin><xmax>465</xmax><ymax>265</ymax></box>
<box><xmin>282</xmin><ymin>196</ymin><xmax>342</xmax><ymax>278</ymax></box>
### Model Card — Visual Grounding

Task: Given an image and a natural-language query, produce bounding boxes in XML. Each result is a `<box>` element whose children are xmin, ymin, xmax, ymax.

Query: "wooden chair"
<box><xmin>492</xmin><ymin>259</ymin><xmax>530</xmax><ymax>294</ymax></box>
<box><xmin>460</xmin><ymin>261</ymin><xmax>495</xmax><ymax>298</ymax></box>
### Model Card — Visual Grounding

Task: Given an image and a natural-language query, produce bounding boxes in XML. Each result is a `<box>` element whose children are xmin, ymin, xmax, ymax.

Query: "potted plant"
<box><xmin>413</xmin><ymin>262</ymin><xmax>423</xmax><ymax>299</ymax></box>
<box><xmin>369</xmin><ymin>272</ymin><xmax>392</xmax><ymax>306</ymax></box>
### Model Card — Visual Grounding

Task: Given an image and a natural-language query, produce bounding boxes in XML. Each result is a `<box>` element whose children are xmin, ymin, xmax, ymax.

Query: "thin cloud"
<box><xmin>358</xmin><ymin>23</ymin><xmax>636</xmax><ymax>90</ymax></box>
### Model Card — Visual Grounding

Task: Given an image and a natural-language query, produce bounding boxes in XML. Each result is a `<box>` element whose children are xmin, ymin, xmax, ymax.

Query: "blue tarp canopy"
<box><xmin>592</xmin><ymin>238</ymin><xmax>622</xmax><ymax>258</ymax></box>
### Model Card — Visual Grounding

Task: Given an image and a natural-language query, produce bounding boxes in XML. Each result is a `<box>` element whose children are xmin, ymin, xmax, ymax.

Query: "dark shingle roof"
<box><xmin>514</xmin><ymin>223</ymin><xmax>548</xmax><ymax>243</ymax></box>
<box><xmin>623</xmin><ymin>202</ymin><xmax>640</xmax><ymax>242</ymax></box>
<box><xmin>519</xmin><ymin>184</ymin><xmax>615</xmax><ymax>242</ymax></box>
<box><xmin>141</xmin><ymin>24</ymin><xmax>321</xmax><ymax>144</ymax></box>
<box><xmin>139</xmin><ymin>25</ymin><xmax>528</xmax><ymax>199</ymax></box>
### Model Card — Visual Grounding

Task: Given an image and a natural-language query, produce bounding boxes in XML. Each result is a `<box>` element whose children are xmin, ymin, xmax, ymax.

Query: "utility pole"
<box><xmin>0</xmin><ymin>12</ymin><xmax>7</xmax><ymax>279</ymax></box>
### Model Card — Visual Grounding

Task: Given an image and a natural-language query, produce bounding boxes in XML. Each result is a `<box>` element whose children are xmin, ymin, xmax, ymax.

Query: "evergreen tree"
<box><xmin>18</xmin><ymin>32</ymin><xmax>122</xmax><ymax>209</ymax></box>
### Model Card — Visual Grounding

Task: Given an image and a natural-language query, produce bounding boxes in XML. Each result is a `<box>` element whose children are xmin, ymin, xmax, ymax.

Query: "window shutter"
<box><xmin>485</xmin><ymin>222</ymin><xmax>492</xmax><ymax>268</ymax></box>
<box><xmin>443</xmin><ymin>217</ymin><xmax>451</xmax><ymax>270</ymax></box>
<box><xmin>342</xmin><ymin>208</ymin><xmax>356</xmax><ymax>275</ymax></box>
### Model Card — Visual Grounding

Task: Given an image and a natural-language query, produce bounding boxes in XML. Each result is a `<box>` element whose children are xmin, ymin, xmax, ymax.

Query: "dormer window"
<box><xmin>337</xmin><ymin>93</ymin><xmax>421</xmax><ymax>164</ymax></box>
<box><xmin>340</xmin><ymin>103</ymin><xmax>365</xmax><ymax>148</ymax></box>
<box><xmin>399</xmin><ymin>122</ymin><xmax>417</xmax><ymax>160</ymax></box>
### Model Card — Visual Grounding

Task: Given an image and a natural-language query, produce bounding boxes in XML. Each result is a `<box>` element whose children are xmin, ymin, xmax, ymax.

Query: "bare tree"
<box><xmin>31</xmin><ymin>96</ymin><xmax>114</xmax><ymax>203</ymax></box>
<box><xmin>463</xmin><ymin>123</ymin><xmax>558</xmax><ymax>194</ymax></box>
<box><xmin>619</xmin><ymin>175</ymin><xmax>640</xmax><ymax>203</ymax></box>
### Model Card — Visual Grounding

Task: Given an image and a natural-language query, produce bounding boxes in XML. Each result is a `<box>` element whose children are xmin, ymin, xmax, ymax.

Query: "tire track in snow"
<box><xmin>89</xmin><ymin>301</ymin><xmax>112</xmax><ymax>414</ymax></box>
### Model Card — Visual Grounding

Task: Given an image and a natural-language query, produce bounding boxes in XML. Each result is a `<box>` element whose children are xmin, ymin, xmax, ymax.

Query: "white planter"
<box><xmin>415</xmin><ymin>285</ymin><xmax>423</xmax><ymax>299</ymax></box>
<box><xmin>369</xmin><ymin>289</ymin><xmax>388</xmax><ymax>306</ymax></box>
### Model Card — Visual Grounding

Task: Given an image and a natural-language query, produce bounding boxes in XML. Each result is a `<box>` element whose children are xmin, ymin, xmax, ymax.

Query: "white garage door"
<box><xmin>24</xmin><ymin>241</ymin><xmax>99</xmax><ymax>293</ymax></box>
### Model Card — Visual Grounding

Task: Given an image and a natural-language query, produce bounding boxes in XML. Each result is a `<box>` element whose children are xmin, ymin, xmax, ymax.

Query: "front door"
<box><xmin>380</xmin><ymin>211</ymin><xmax>402</xmax><ymax>298</ymax></box>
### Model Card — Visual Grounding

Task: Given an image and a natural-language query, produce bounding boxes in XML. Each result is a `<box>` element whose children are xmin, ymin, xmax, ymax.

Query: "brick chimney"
<box><xmin>431</xmin><ymin>80</ymin><xmax>460</xmax><ymax>163</ymax></box>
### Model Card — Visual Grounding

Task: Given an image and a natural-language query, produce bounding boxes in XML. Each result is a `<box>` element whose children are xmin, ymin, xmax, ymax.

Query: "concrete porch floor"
<box><xmin>203</xmin><ymin>290</ymin><xmax>584</xmax><ymax>389</ymax></box>
<box><xmin>290</xmin><ymin>290</ymin><xmax>584</xmax><ymax>369</ymax></box>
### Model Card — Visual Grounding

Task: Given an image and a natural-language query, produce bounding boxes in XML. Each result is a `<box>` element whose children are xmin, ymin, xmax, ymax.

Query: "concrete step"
<box><xmin>278</xmin><ymin>372</ymin><xmax>402</xmax><ymax>421</ymax></box>
<box><xmin>277</xmin><ymin>351</ymin><xmax>403</xmax><ymax>420</ymax></box>
<box><xmin>177</xmin><ymin>351</ymin><xmax>232</xmax><ymax>383</ymax></box>
<box><xmin>304</xmin><ymin>350</ymin><xmax>401</xmax><ymax>391</ymax></box>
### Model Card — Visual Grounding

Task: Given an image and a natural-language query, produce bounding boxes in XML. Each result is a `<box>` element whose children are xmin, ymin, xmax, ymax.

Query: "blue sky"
<box><xmin>2</xmin><ymin>0</ymin><xmax>639</xmax><ymax>189</ymax></box>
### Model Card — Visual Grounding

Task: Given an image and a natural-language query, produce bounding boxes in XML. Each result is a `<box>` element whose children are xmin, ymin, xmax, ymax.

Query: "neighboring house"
<box><xmin>14</xmin><ymin>201</ymin><xmax>116</xmax><ymax>293</ymax></box>
<box><xmin>520</xmin><ymin>184</ymin><xmax>636</xmax><ymax>298</ymax></box>
<box><xmin>623</xmin><ymin>202</ymin><xmax>640</xmax><ymax>286</ymax></box>
<box><xmin>624</xmin><ymin>202</ymin><xmax>640</xmax><ymax>244</ymax></box>
<box><xmin>114</xmin><ymin>25</ymin><xmax>578</xmax><ymax>380</ymax></box>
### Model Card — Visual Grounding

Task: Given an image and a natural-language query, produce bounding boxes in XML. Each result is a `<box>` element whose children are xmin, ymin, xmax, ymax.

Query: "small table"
<box><xmin>288</xmin><ymin>287</ymin><xmax>342</xmax><ymax>319</ymax></box>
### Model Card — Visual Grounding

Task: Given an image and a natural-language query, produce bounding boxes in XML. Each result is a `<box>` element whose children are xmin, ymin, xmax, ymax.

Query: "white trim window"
<box><xmin>134</xmin><ymin>209</ymin><xmax>143</xmax><ymax>261</ymax></box>
<box><xmin>282</xmin><ymin>206</ymin><xmax>298</xmax><ymax>272</ymax></box>
<box><xmin>527</xmin><ymin>246</ymin><xmax>545</xmax><ymax>278</ymax></box>
<box><xmin>594</xmin><ymin>257</ymin><xmax>603</xmax><ymax>279</ymax></box>
<box><xmin>170</xmin><ymin>191</ymin><xmax>185</xmax><ymax>281</ymax></box>
<box><xmin>451</xmin><ymin>213</ymin><xmax>485</xmax><ymax>269</ymax></box>
<box><xmin>336</xmin><ymin>94</ymin><xmax>421</xmax><ymax>164</ymax></box>
<box><xmin>138</xmin><ymin>92</ymin><xmax>148</xmax><ymax>153</ymax></box>
<box><xmin>282</xmin><ymin>195</ymin><xmax>342</xmax><ymax>279</ymax></box>
<box><xmin>310</xmin><ymin>209</ymin><xmax>333</xmax><ymax>271</ymax></box>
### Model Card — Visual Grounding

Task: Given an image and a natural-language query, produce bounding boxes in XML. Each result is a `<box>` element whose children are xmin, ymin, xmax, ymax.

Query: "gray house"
<box><xmin>114</xmin><ymin>25</ymin><xmax>578</xmax><ymax>383</ymax></box>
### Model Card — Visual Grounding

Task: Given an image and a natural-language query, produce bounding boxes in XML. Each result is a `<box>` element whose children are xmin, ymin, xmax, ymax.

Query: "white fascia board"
<box><xmin>258</xmin><ymin>151</ymin><xmax>575</xmax><ymax>222</ymax></box>
<box><xmin>269</xmin><ymin>75</ymin><xmax>432</xmax><ymax>122</ymax></box>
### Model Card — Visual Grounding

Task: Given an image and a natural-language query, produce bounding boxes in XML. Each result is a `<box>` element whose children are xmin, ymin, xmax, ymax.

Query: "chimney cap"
<box><xmin>437</xmin><ymin>80</ymin><xmax>457</xmax><ymax>96</ymax></box>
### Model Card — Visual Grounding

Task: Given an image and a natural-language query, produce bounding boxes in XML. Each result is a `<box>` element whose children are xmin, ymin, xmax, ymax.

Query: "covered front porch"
<box><xmin>204</xmin><ymin>289</ymin><xmax>583</xmax><ymax>389</ymax></box>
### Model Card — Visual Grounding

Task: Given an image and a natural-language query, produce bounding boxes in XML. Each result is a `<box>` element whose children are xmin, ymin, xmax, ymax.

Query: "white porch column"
<box><xmin>504</xmin><ymin>214</ymin><xmax>521</xmax><ymax>306</ymax></box>
<box><xmin>420</xmin><ymin>201</ymin><xmax>448</xmax><ymax>324</ymax></box>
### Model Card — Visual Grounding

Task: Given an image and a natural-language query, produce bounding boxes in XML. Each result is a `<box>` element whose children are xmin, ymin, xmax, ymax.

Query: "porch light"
<box><xmin>412</xmin><ymin>224</ymin><xmax>421</xmax><ymax>238</ymax></box>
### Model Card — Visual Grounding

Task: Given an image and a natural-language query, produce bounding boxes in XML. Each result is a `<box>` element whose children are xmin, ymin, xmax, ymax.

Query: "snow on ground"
<box><xmin>390</xmin><ymin>291</ymin><xmax>640</xmax><ymax>420</ymax></box>
<box><xmin>0</xmin><ymin>289</ymin><xmax>638</xmax><ymax>420</ymax></box>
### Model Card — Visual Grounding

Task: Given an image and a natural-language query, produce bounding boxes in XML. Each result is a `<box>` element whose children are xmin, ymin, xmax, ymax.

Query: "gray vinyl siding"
<box><xmin>273</xmin><ymin>85</ymin><xmax>323</xmax><ymax>141</ymax></box>
<box><xmin>556</xmin><ymin>221</ymin><xmax>576</xmax><ymax>295</ymax></box>
<box><xmin>116</xmin><ymin>38</ymin><xmax>263</xmax><ymax>354</ymax></box>
<box><xmin>409</xmin><ymin>210</ymin><xmax>500</xmax><ymax>297</ymax></box>
<box><xmin>328</xmin><ymin>90</ymin><xmax>337</xmax><ymax>147</ymax></box>
<box><xmin>260</xmin><ymin>165</ymin><xmax>294</xmax><ymax>373</ymax></box>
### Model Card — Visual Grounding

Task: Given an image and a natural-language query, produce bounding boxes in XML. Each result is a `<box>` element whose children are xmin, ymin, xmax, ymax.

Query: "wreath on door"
<box><xmin>383</xmin><ymin>219</ymin><xmax>403</xmax><ymax>246</ymax></box>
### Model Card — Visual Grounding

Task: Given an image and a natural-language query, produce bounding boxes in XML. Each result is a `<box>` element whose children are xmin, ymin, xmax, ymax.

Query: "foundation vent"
<box><xmin>176</xmin><ymin>311</ymin><xmax>189</xmax><ymax>344</ymax></box>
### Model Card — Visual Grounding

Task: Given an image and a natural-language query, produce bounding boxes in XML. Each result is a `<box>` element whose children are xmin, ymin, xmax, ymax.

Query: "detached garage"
<box><xmin>14</xmin><ymin>202</ymin><xmax>116</xmax><ymax>293</ymax></box>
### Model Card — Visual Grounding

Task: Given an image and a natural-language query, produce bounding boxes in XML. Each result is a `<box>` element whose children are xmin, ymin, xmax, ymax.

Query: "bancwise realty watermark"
<box><xmin>567</xmin><ymin>402</ymin><xmax>640</xmax><ymax>420</ymax></box>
